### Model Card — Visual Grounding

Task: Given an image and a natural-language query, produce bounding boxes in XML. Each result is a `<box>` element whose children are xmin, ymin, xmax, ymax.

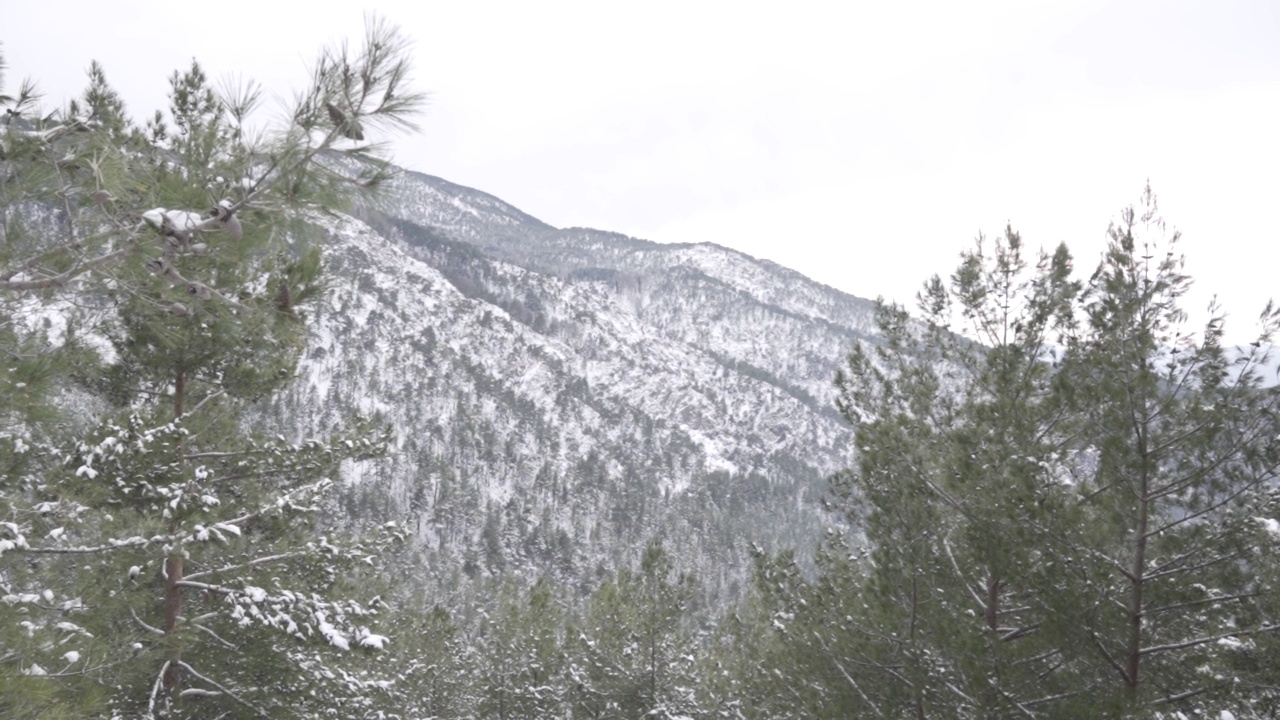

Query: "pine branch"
<box><xmin>1088</xmin><ymin>631</ymin><xmax>1129</xmax><ymax>685</ymax></box>
<box><xmin>184</xmin><ymin>551</ymin><xmax>309</xmax><ymax>580</ymax></box>
<box><xmin>183</xmin><ymin>390</ymin><xmax>224</xmax><ymax>418</ymax></box>
<box><xmin>24</xmin><ymin>535</ymin><xmax>163</xmax><ymax>555</ymax></box>
<box><xmin>147</xmin><ymin>660</ymin><xmax>171</xmax><ymax>718</ymax></box>
<box><xmin>1146</xmin><ymin>549</ymin><xmax>1246</xmax><ymax>582</ymax></box>
<box><xmin>214</xmin><ymin>479</ymin><xmax>332</xmax><ymax>527</ymax></box>
<box><xmin>1148</xmin><ymin>431</ymin><xmax>1273</xmax><ymax>504</ymax></box>
<box><xmin>0</xmin><ymin>234</ymin><xmax>94</xmax><ymax>281</ymax></box>
<box><xmin>1023</xmin><ymin>690</ymin><xmax>1082</xmax><ymax>708</ymax></box>
<box><xmin>999</xmin><ymin>623</ymin><xmax>1041</xmax><ymax>642</ymax></box>
<box><xmin>188</xmin><ymin>622</ymin><xmax>237</xmax><ymax>650</ymax></box>
<box><xmin>0</xmin><ymin>245</ymin><xmax>134</xmax><ymax>291</ymax></box>
<box><xmin>174</xmin><ymin>579</ymin><xmax>235</xmax><ymax>595</ymax></box>
<box><xmin>992</xmin><ymin>684</ymin><xmax>1040</xmax><ymax>719</ymax></box>
<box><xmin>1151</xmin><ymin>685</ymin><xmax>1215</xmax><ymax>705</ymax></box>
<box><xmin>1140</xmin><ymin>624</ymin><xmax>1280</xmax><ymax>657</ymax></box>
<box><xmin>941</xmin><ymin>536</ymin><xmax>988</xmax><ymax>610</ymax></box>
<box><xmin>176</xmin><ymin>660</ymin><xmax>273</xmax><ymax>719</ymax></box>
<box><xmin>131</xmin><ymin>607</ymin><xmax>164</xmax><ymax>635</ymax></box>
<box><xmin>826</xmin><ymin>653</ymin><xmax>886</xmax><ymax>717</ymax></box>
<box><xmin>182</xmin><ymin>449</ymin><xmax>252</xmax><ymax>461</ymax></box>
<box><xmin>1145</xmin><ymin>591</ymin><xmax>1258</xmax><ymax>617</ymax></box>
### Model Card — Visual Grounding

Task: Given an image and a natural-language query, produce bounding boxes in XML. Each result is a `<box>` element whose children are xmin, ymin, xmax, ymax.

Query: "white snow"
<box><xmin>355</xmin><ymin>627</ymin><xmax>389</xmax><ymax>649</ymax></box>
<box><xmin>1255</xmin><ymin>517</ymin><xmax>1280</xmax><ymax>539</ymax></box>
<box><xmin>316</xmin><ymin>611</ymin><xmax>350</xmax><ymax>651</ymax></box>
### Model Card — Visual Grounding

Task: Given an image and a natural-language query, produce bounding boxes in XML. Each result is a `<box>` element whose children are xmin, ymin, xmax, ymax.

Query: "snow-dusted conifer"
<box><xmin>1050</xmin><ymin>188</ymin><xmax>1280</xmax><ymax>714</ymax></box>
<box><xmin>567</xmin><ymin>540</ymin><xmax>701</xmax><ymax>718</ymax></box>
<box><xmin>474</xmin><ymin>576</ymin><xmax>567</xmax><ymax>718</ymax></box>
<box><xmin>0</xmin><ymin>21</ymin><xmax>425</xmax><ymax>719</ymax></box>
<box><xmin>802</xmin><ymin>190</ymin><xmax>1280</xmax><ymax>718</ymax></box>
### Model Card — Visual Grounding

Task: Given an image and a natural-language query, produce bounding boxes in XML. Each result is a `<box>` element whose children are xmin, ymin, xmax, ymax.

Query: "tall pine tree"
<box><xmin>767</xmin><ymin>189</ymin><xmax>1280</xmax><ymax>718</ymax></box>
<box><xmin>1</xmin><ymin>20</ymin><xmax>425</xmax><ymax>718</ymax></box>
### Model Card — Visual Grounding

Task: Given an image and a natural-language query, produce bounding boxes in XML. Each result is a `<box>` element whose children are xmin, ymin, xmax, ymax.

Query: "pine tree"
<box><xmin>1</xmin><ymin>20</ymin><xmax>425</xmax><ymax>718</ymax></box>
<box><xmin>812</xmin><ymin>190</ymin><xmax>1280</xmax><ymax>718</ymax></box>
<box><xmin>474</xmin><ymin>576</ymin><xmax>566</xmax><ymax>718</ymax></box>
<box><xmin>381</xmin><ymin>600</ymin><xmax>473</xmax><ymax>719</ymax></box>
<box><xmin>567</xmin><ymin>540</ymin><xmax>701</xmax><ymax>718</ymax></box>
<box><xmin>1049</xmin><ymin>188</ymin><xmax>1280</xmax><ymax>714</ymax></box>
<box><xmin>818</xmin><ymin>227</ymin><xmax>1083</xmax><ymax>717</ymax></box>
<box><xmin>699</xmin><ymin>546</ymin><xmax>827</xmax><ymax>719</ymax></box>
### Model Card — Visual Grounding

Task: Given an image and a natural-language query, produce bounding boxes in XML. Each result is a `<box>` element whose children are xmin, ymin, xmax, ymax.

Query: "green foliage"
<box><xmin>473</xmin><ymin>576</ymin><xmax>566</xmax><ymax>718</ymax></box>
<box><xmin>761</xmin><ymin>188</ymin><xmax>1280</xmax><ymax>718</ymax></box>
<box><xmin>396</xmin><ymin>602</ymin><xmax>471</xmax><ymax>718</ymax></box>
<box><xmin>1048</xmin><ymin>189</ymin><xmax>1280</xmax><ymax>713</ymax></box>
<box><xmin>567</xmin><ymin>540</ymin><xmax>700</xmax><ymax>718</ymax></box>
<box><xmin>1</xmin><ymin>19</ymin><xmax>424</xmax><ymax>719</ymax></box>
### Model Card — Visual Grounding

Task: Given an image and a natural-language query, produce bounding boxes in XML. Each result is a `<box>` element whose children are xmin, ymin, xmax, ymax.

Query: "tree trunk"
<box><xmin>173</xmin><ymin>370</ymin><xmax>186</xmax><ymax>419</ymax></box>
<box><xmin>162</xmin><ymin>369</ymin><xmax>187</xmax><ymax>696</ymax></box>
<box><xmin>1125</xmin><ymin>488</ymin><xmax>1149</xmax><ymax>693</ymax></box>
<box><xmin>911</xmin><ymin>575</ymin><xmax>926</xmax><ymax>720</ymax></box>
<box><xmin>985</xmin><ymin>573</ymin><xmax>1000</xmax><ymax>631</ymax></box>
<box><xmin>162</xmin><ymin>553</ymin><xmax>184</xmax><ymax>695</ymax></box>
<box><xmin>1124</xmin><ymin>398</ymin><xmax>1151</xmax><ymax>697</ymax></box>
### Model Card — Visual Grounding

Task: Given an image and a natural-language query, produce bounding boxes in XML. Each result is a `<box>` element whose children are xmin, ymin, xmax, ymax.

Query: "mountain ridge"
<box><xmin>393</xmin><ymin>170</ymin><xmax>878</xmax><ymax>327</ymax></box>
<box><xmin>276</xmin><ymin>167</ymin><xmax>880</xmax><ymax>599</ymax></box>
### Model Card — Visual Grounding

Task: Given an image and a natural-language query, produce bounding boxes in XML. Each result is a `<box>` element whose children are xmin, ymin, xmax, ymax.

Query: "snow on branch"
<box><xmin>176</xmin><ymin>660</ymin><xmax>273</xmax><ymax>719</ymax></box>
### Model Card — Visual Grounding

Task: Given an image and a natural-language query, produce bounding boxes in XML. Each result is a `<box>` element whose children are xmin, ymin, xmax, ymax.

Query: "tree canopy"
<box><xmin>1</xmin><ymin>22</ymin><xmax>425</xmax><ymax>719</ymax></box>
<box><xmin>754</xmin><ymin>188</ymin><xmax>1280</xmax><ymax>719</ymax></box>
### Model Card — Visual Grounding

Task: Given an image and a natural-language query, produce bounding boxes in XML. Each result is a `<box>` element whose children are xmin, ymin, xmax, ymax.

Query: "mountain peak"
<box><xmin>284</xmin><ymin>166</ymin><xmax>879</xmax><ymax>598</ymax></box>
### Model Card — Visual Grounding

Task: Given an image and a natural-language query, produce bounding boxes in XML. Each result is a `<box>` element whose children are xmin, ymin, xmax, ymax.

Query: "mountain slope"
<box><xmin>385</xmin><ymin>171</ymin><xmax>881</xmax><ymax>409</ymax></box>
<box><xmin>272</xmin><ymin>171</ymin><xmax>880</xmax><ymax>599</ymax></box>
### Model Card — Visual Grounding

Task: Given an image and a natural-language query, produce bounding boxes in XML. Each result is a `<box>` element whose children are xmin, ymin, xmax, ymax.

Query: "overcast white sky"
<box><xmin>5</xmin><ymin>1</ymin><xmax>1280</xmax><ymax>337</ymax></box>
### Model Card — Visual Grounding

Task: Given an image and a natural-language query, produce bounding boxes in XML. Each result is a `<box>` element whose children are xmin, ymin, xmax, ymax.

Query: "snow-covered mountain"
<box><xmin>270</xmin><ymin>170</ymin><xmax>881</xmax><ymax>600</ymax></box>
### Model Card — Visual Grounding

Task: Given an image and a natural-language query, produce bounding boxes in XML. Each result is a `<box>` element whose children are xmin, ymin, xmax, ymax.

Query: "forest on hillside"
<box><xmin>3</xmin><ymin>22</ymin><xmax>1280</xmax><ymax>720</ymax></box>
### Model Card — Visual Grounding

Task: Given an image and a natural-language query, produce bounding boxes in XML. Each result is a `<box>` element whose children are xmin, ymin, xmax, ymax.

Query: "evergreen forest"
<box><xmin>2</xmin><ymin>22</ymin><xmax>1279</xmax><ymax>720</ymax></box>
